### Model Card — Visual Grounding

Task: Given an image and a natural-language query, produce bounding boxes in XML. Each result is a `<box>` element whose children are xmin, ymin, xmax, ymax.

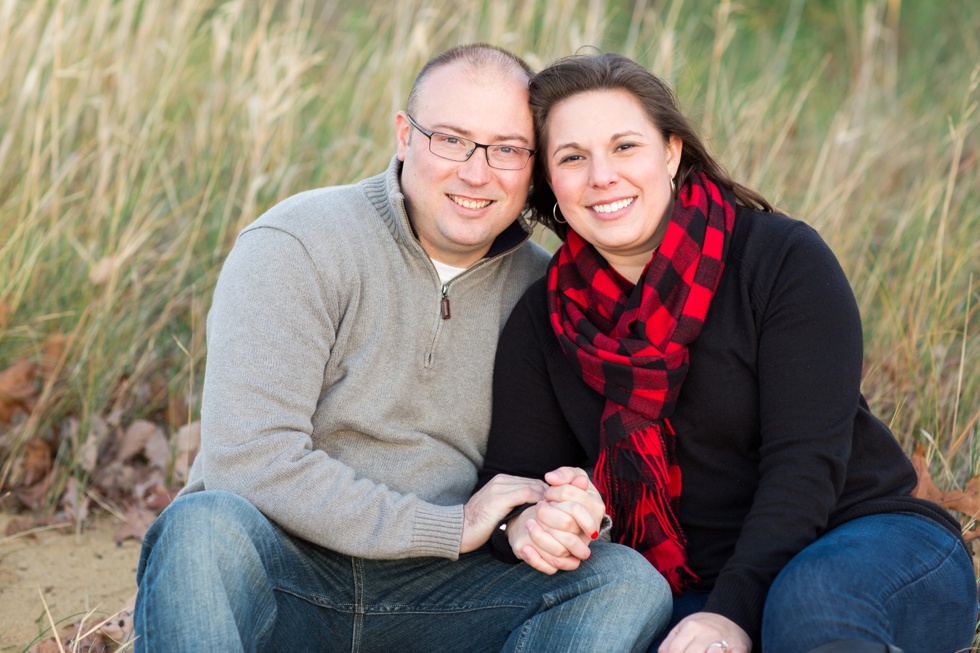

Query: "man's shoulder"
<box><xmin>500</xmin><ymin>237</ymin><xmax>551</xmax><ymax>282</ymax></box>
<box><xmin>246</xmin><ymin>180</ymin><xmax>375</xmax><ymax>235</ymax></box>
<box><xmin>512</xmin><ymin>238</ymin><xmax>551</xmax><ymax>267</ymax></box>
<box><xmin>229</xmin><ymin>168</ymin><xmax>399</xmax><ymax>260</ymax></box>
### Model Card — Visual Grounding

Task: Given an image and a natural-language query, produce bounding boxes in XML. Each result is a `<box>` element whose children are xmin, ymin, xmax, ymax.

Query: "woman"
<box><xmin>476</xmin><ymin>53</ymin><xmax>977</xmax><ymax>653</ymax></box>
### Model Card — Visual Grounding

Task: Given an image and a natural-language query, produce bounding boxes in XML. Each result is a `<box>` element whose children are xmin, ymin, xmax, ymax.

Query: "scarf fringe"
<box><xmin>596</xmin><ymin>424</ymin><xmax>698</xmax><ymax>593</ymax></box>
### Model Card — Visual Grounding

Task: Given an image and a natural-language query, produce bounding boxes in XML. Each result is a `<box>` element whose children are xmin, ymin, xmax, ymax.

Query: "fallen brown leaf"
<box><xmin>12</xmin><ymin>470</ymin><xmax>53</xmax><ymax>512</ymax></box>
<box><xmin>91</xmin><ymin>460</ymin><xmax>141</xmax><ymax>501</ymax></box>
<box><xmin>17</xmin><ymin>437</ymin><xmax>54</xmax><ymax>487</ymax></box>
<box><xmin>99</xmin><ymin>590</ymin><xmax>136</xmax><ymax>646</ymax></box>
<box><xmin>143</xmin><ymin>425</ymin><xmax>170</xmax><ymax>471</ymax></box>
<box><xmin>113</xmin><ymin>504</ymin><xmax>159</xmax><ymax>544</ymax></box>
<box><xmin>911</xmin><ymin>444</ymin><xmax>980</xmax><ymax>519</ymax></box>
<box><xmin>171</xmin><ymin>421</ymin><xmax>201</xmax><ymax>483</ymax></box>
<box><xmin>133</xmin><ymin>468</ymin><xmax>171</xmax><ymax>509</ymax></box>
<box><xmin>114</xmin><ymin>420</ymin><xmax>161</xmax><ymax>463</ymax></box>
<box><xmin>77</xmin><ymin>430</ymin><xmax>101</xmax><ymax>475</ymax></box>
<box><xmin>0</xmin><ymin>357</ymin><xmax>38</xmax><ymax>423</ymax></box>
<box><xmin>61</xmin><ymin>476</ymin><xmax>91</xmax><ymax>523</ymax></box>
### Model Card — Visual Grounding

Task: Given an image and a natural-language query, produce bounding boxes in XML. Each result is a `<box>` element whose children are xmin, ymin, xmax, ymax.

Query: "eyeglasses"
<box><xmin>406</xmin><ymin>114</ymin><xmax>535</xmax><ymax>170</ymax></box>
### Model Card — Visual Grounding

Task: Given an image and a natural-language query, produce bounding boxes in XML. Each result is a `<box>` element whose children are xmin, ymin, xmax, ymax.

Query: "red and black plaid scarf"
<box><xmin>547</xmin><ymin>172</ymin><xmax>735</xmax><ymax>593</ymax></box>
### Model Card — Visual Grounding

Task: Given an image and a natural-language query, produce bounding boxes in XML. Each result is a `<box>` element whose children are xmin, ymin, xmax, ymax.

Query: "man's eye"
<box><xmin>433</xmin><ymin>134</ymin><xmax>465</xmax><ymax>147</ymax></box>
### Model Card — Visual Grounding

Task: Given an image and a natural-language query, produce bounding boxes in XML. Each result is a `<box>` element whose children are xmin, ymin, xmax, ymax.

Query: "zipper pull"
<box><xmin>440</xmin><ymin>284</ymin><xmax>451</xmax><ymax>320</ymax></box>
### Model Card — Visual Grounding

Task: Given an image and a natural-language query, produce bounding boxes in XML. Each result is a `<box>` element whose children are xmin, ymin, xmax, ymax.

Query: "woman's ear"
<box><xmin>666</xmin><ymin>134</ymin><xmax>683</xmax><ymax>178</ymax></box>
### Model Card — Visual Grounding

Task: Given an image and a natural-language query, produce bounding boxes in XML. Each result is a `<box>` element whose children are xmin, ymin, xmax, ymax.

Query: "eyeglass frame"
<box><xmin>405</xmin><ymin>114</ymin><xmax>536</xmax><ymax>171</ymax></box>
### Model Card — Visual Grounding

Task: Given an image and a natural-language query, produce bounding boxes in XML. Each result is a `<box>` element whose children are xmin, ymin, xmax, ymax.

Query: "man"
<box><xmin>134</xmin><ymin>44</ymin><xmax>669</xmax><ymax>652</ymax></box>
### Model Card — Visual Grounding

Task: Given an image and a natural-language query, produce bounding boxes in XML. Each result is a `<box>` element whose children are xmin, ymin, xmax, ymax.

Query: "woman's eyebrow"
<box><xmin>552</xmin><ymin>130</ymin><xmax>644</xmax><ymax>156</ymax></box>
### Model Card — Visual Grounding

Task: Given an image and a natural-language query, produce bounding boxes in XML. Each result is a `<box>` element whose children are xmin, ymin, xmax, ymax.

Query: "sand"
<box><xmin>0</xmin><ymin>512</ymin><xmax>140</xmax><ymax>650</ymax></box>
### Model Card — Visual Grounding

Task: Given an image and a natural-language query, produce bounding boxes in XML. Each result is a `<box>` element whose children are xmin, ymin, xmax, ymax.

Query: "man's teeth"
<box><xmin>450</xmin><ymin>195</ymin><xmax>492</xmax><ymax>210</ymax></box>
<box><xmin>592</xmin><ymin>197</ymin><xmax>634</xmax><ymax>213</ymax></box>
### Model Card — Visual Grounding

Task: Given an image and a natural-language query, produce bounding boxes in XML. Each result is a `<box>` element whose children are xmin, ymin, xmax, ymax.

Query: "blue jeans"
<box><xmin>135</xmin><ymin>490</ymin><xmax>672</xmax><ymax>652</ymax></box>
<box><xmin>650</xmin><ymin>513</ymin><xmax>977</xmax><ymax>652</ymax></box>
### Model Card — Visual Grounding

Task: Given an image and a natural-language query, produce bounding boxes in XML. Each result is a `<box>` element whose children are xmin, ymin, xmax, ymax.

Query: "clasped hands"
<box><xmin>462</xmin><ymin>467</ymin><xmax>605</xmax><ymax>575</ymax></box>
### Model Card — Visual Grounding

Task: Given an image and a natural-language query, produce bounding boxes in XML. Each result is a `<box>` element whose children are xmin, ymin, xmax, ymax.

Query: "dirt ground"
<box><xmin>0</xmin><ymin>511</ymin><xmax>140</xmax><ymax>651</ymax></box>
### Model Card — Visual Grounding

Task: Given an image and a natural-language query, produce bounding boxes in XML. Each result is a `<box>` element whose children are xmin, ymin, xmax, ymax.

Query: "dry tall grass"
<box><xmin>1</xmin><ymin>0</ymin><xmax>978</xmax><ymax>649</ymax></box>
<box><xmin>0</xmin><ymin>0</ymin><xmax>977</xmax><ymax>528</ymax></box>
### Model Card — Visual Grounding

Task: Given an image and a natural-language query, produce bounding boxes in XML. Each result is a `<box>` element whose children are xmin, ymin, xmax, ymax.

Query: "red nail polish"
<box><xmin>590</xmin><ymin>531</ymin><xmax>599</xmax><ymax>540</ymax></box>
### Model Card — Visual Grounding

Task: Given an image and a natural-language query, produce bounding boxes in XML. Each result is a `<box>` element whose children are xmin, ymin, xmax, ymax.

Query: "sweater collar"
<box><xmin>363</xmin><ymin>155</ymin><xmax>533</xmax><ymax>262</ymax></box>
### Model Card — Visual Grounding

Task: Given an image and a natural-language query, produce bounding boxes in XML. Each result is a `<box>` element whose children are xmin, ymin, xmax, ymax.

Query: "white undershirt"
<box><xmin>431</xmin><ymin>258</ymin><xmax>467</xmax><ymax>285</ymax></box>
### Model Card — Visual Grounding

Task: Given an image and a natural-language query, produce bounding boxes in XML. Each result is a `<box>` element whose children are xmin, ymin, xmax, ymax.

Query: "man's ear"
<box><xmin>396</xmin><ymin>111</ymin><xmax>411</xmax><ymax>162</ymax></box>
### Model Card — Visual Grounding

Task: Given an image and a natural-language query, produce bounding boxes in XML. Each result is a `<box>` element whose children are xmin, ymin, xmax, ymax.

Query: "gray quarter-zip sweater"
<box><xmin>183</xmin><ymin>156</ymin><xmax>550</xmax><ymax>560</ymax></box>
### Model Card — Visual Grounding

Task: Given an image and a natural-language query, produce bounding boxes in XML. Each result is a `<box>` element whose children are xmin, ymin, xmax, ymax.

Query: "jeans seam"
<box><xmin>881</xmin><ymin>529</ymin><xmax>963</xmax><ymax>609</ymax></box>
<box><xmin>511</xmin><ymin>618</ymin><xmax>535</xmax><ymax>653</ymax></box>
<box><xmin>351</xmin><ymin>556</ymin><xmax>363</xmax><ymax>653</ymax></box>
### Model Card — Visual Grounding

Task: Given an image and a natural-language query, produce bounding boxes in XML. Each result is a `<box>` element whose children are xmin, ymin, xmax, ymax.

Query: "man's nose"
<box><xmin>457</xmin><ymin>146</ymin><xmax>493</xmax><ymax>185</ymax></box>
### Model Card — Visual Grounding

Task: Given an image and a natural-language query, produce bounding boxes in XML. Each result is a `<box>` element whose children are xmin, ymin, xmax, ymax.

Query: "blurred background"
<box><xmin>0</xmin><ymin>0</ymin><xmax>977</xmax><ymax>555</ymax></box>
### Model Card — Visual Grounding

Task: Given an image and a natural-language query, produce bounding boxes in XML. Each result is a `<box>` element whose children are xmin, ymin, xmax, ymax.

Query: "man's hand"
<box><xmin>658</xmin><ymin>612</ymin><xmax>752</xmax><ymax>653</ymax></box>
<box><xmin>460</xmin><ymin>475</ymin><xmax>547</xmax><ymax>553</ymax></box>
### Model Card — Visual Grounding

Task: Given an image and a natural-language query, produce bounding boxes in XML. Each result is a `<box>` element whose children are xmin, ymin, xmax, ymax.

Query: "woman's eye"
<box><xmin>616</xmin><ymin>142</ymin><xmax>637</xmax><ymax>151</ymax></box>
<box><xmin>558</xmin><ymin>154</ymin><xmax>583</xmax><ymax>164</ymax></box>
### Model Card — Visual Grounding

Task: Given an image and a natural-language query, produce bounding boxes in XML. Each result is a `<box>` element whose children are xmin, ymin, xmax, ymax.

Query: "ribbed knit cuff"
<box><xmin>411</xmin><ymin>503</ymin><xmax>465</xmax><ymax>559</ymax></box>
<box><xmin>702</xmin><ymin>574</ymin><xmax>767</xmax><ymax>647</ymax></box>
<box><xmin>488</xmin><ymin>503</ymin><xmax>536</xmax><ymax>564</ymax></box>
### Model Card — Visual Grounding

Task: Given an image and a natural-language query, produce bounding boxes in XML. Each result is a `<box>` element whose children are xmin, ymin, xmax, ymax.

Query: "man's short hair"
<box><xmin>406</xmin><ymin>44</ymin><xmax>533</xmax><ymax>117</ymax></box>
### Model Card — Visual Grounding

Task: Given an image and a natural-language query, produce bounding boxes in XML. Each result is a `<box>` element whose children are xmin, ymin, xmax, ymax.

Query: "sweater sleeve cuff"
<box><xmin>411</xmin><ymin>503</ymin><xmax>465</xmax><ymax>559</ymax></box>
<box><xmin>488</xmin><ymin>503</ymin><xmax>535</xmax><ymax>564</ymax></box>
<box><xmin>702</xmin><ymin>575</ymin><xmax>769</xmax><ymax>646</ymax></box>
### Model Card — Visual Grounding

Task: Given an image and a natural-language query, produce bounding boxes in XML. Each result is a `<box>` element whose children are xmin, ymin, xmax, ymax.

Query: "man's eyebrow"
<box><xmin>552</xmin><ymin>130</ymin><xmax>644</xmax><ymax>156</ymax></box>
<box><xmin>429</xmin><ymin>122</ymin><xmax>532</xmax><ymax>146</ymax></box>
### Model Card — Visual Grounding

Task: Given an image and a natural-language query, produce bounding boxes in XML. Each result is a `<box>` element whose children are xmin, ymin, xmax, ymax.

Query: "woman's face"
<box><xmin>546</xmin><ymin>89</ymin><xmax>682</xmax><ymax>274</ymax></box>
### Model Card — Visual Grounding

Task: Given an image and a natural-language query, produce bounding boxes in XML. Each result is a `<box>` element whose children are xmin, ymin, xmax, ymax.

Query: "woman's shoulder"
<box><xmin>729</xmin><ymin>206</ymin><xmax>846</xmax><ymax>287</ymax></box>
<box><xmin>730</xmin><ymin>206</ymin><xmax>826</xmax><ymax>261</ymax></box>
<box><xmin>724</xmin><ymin>207</ymin><xmax>859</xmax><ymax>331</ymax></box>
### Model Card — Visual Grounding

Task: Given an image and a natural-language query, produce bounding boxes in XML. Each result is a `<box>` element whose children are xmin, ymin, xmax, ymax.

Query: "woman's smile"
<box><xmin>546</xmin><ymin>89</ymin><xmax>682</xmax><ymax>281</ymax></box>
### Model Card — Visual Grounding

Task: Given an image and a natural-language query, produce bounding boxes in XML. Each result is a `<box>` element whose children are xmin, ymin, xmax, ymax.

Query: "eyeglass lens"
<box><xmin>428</xmin><ymin>133</ymin><xmax>530</xmax><ymax>170</ymax></box>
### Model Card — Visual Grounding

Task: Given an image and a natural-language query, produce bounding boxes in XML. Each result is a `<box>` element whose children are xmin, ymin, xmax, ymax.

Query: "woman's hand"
<box><xmin>658</xmin><ymin>613</ymin><xmax>751</xmax><ymax>653</ymax></box>
<box><xmin>506</xmin><ymin>467</ymin><xmax>607</xmax><ymax>574</ymax></box>
<box><xmin>542</xmin><ymin>466</ymin><xmax>606</xmax><ymax>531</ymax></box>
<box><xmin>506</xmin><ymin>505</ymin><xmax>590</xmax><ymax>573</ymax></box>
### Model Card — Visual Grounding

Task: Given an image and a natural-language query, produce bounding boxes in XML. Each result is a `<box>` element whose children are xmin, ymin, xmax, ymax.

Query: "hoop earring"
<box><xmin>552</xmin><ymin>202</ymin><xmax>567</xmax><ymax>224</ymax></box>
<box><xmin>669</xmin><ymin>175</ymin><xmax>676</xmax><ymax>193</ymax></box>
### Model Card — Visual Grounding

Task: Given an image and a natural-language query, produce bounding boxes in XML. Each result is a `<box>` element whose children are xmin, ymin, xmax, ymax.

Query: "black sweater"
<box><xmin>477</xmin><ymin>207</ymin><xmax>961</xmax><ymax>646</ymax></box>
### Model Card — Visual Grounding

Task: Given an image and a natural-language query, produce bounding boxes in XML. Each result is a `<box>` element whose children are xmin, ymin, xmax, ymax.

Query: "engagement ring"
<box><xmin>707</xmin><ymin>641</ymin><xmax>729</xmax><ymax>652</ymax></box>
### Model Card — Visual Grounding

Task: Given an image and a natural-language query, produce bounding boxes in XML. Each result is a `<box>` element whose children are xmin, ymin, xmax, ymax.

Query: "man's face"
<box><xmin>396</xmin><ymin>62</ymin><xmax>534</xmax><ymax>268</ymax></box>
